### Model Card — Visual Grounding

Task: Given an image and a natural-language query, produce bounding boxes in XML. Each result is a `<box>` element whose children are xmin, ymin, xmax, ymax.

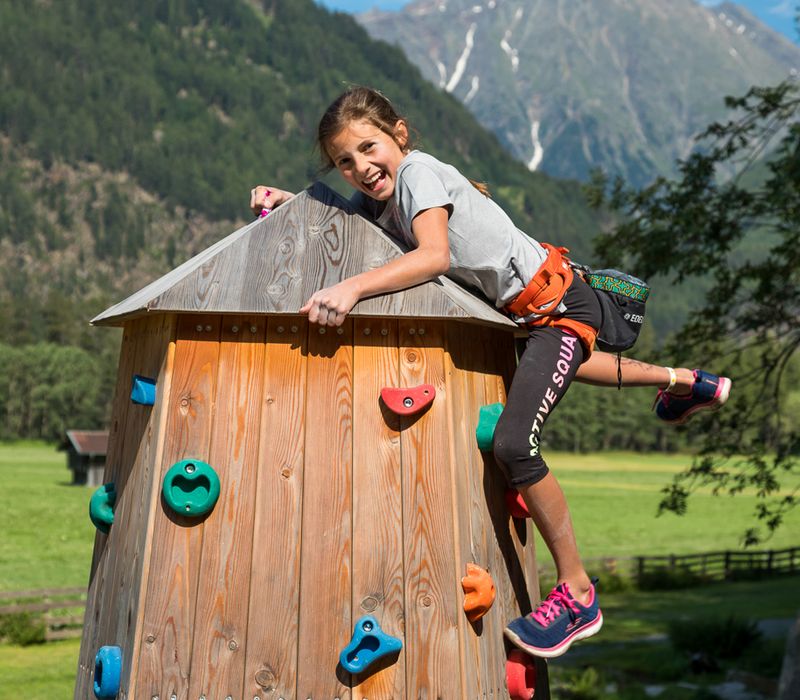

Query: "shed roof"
<box><xmin>63</xmin><ymin>430</ymin><xmax>109</xmax><ymax>456</ymax></box>
<box><xmin>91</xmin><ymin>182</ymin><xmax>517</xmax><ymax>331</ymax></box>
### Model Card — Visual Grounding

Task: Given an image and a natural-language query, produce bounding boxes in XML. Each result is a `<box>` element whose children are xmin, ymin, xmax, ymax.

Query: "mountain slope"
<box><xmin>0</xmin><ymin>0</ymin><xmax>611</xmax><ymax>351</ymax></box>
<box><xmin>358</xmin><ymin>0</ymin><xmax>800</xmax><ymax>186</ymax></box>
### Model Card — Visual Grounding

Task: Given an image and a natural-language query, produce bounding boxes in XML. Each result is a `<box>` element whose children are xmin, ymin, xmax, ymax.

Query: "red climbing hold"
<box><xmin>380</xmin><ymin>384</ymin><xmax>436</xmax><ymax>416</ymax></box>
<box><xmin>505</xmin><ymin>489</ymin><xmax>531</xmax><ymax>519</ymax></box>
<box><xmin>506</xmin><ymin>649</ymin><xmax>537</xmax><ymax>699</ymax></box>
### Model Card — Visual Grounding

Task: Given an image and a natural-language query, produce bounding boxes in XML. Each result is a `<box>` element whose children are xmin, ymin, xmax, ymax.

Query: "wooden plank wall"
<box><xmin>79</xmin><ymin>315</ymin><xmax>539</xmax><ymax>700</ymax></box>
<box><xmin>74</xmin><ymin>314</ymin><xmax>176</xmax><ymax>700</ymax></box>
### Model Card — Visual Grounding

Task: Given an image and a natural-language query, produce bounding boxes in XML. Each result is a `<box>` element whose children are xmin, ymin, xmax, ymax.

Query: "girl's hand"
<box><xmin>249</xmin><ymin>185</ymin><xmax>294</xmax><ymax>216</ymax></box>
<box><xmin>300</xmin><ymin>280</ymin><xmax>361</xmax><ymax>327</ymax></box>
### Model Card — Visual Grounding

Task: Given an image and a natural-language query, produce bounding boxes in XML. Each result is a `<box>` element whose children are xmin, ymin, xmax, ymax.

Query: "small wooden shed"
<box><xmin>62</xmin><ymin>430</ymin><xmax>109</xmax><ymax>487</ymax></box>
<box><xmin>74</xmin><ymin>183</ymin><xmax>547</xmax><ymax>700</ymax></box>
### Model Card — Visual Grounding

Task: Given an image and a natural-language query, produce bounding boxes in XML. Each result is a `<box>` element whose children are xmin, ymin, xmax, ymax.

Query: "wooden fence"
<box><xmin>539</xmin><ymin>545</ymin><xmax>800</xmax><ymax>585</ymax></box>
<box><xmin>1</xmin><ymin>547</ymin><xmax>798</xmax><ymax>643</ymax></box>
<box><xmin>0</xmin><ymin>586</ymin><xmax>86</xmax><ymax>641</ymax></box>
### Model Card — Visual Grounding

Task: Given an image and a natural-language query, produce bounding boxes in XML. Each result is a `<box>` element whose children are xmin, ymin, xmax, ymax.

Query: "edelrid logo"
<box><xmin>624</xmin><ymin>313</ymin><xmax>644</xmax><ymax>324</ymax></box>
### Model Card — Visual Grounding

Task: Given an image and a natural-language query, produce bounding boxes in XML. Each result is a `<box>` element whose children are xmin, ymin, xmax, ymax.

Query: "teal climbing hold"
<box><xmin>93</xmin><ymin>645</ymin><xmax>122</xmax><ymax>699</ymax></box>
<box><xmin>476</xmin><ymin>403</ymin><xmax>504</xmax><ymax>451</ymax></box>
<box><xmin>339</xmin><ymin>615</ymin><xmax>402</xmax><ymax>675</ymax></box>
<box><xmin>89</xmin><ymin>483</ymin><xmax>116</xmax><ymax>534</ymax></box>
<box><xmin>130</xmin><ymin>375</ymin><xmax>156</xmax><ymax>405</ymax></box>
<box><xmin>162</xmin><ymin>459</ymin><xmax>220</xmax><ymax>517</ymax></box>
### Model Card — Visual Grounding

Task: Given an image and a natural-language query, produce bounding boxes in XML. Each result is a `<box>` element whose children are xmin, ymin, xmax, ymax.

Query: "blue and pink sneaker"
<box><xmin>654</xmin><ymin>370</ymin><xmax>732</xmax><ymax>425</ymax></box>
<box><xmin>504</xmin><ymin>580</ymin><xmax>603</xmax><ymax>659</ymax></box>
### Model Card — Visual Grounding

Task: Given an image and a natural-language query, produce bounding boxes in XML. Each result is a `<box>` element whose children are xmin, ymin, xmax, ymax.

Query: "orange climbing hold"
<box><xmin>460</xmin><ymin>563</ymin><xmax>496</xmax><ymax>622</ymax></box>
<box><xmin>380</xmin><ymin>383</ymin><xmax>436</xmax><ymax>416</ymax></box>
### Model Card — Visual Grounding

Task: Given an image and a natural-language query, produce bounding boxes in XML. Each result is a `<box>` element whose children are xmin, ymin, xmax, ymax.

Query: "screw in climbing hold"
<box><xmin>89</xmin><ymin>483</ymin><xmax>116</xmax><ymax>534</ymax></box>
<box><xmin>380</xmin><ymin>384</ymin><xmax>436</xmax><ymax>417</ymax></box>
<box><xmin>339</xmin><ymin>615</ymin><xmax>402</xmax><ymax>675</ymax></box>
<box><xmin>161</xmin><ymin>459</ymin><xmax>220</xmax><ymax>518</ymax></box>
<box><xmin>130</xmin><ymin>375</ymin><xmax>157</xmax><ymax>406</ymax></box>
<box><xmin>93</xmin><ymin>645</ymin><xmax>122</xmax><ymax>700</ymax></box>
<box><xmin>475</xmin><ymin>402</ymin><xmax>504</xmax><ymax>451</ymax></box>
<box><xmin>461</xmin><ymin>563</ymin><xmax>496</xmax><ymax>622</ymax></box>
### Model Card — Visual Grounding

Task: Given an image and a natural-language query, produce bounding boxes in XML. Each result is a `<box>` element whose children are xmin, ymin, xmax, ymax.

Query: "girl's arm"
<box><xmin>300</xmin><ymin>206</ymin><xmax>451</xmax><ymax>326</ymax></box>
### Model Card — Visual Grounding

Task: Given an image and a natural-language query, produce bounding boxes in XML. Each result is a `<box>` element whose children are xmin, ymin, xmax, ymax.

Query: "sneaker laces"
<box><xmin>530</xmin><ymin>585</ymin><xmax>579</xmax><ymax>627</ymax></box>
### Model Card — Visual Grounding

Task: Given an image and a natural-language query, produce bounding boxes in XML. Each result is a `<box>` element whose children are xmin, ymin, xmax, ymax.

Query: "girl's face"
<box><xmin>327</xmin><ymin>119</ymin><xmax>408</xmax><ymax>201</ymax></box>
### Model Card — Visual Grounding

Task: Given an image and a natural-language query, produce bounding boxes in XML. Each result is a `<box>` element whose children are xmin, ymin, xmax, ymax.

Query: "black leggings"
<box><xmin>493</xmin><ymin>276</ymin><xmax>602</xmax><ymax>488</ymax></box>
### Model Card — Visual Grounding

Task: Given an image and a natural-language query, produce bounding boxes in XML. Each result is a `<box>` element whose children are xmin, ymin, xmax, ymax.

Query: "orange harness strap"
<box><xmin>505</xmin><ymin>243</ymin><xmax>597</xmax><ymax>359</ymax></box>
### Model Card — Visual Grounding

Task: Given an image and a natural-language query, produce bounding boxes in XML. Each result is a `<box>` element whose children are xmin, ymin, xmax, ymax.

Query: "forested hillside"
<box><xmin>0</xmin><ymin>0</ymin><xmax>691</xmax><ymax>449</ymax></box>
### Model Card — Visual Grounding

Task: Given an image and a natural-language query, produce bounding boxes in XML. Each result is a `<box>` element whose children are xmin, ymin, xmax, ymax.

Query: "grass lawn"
<box><xmin>540</xmin><ymin>451</ymin><xmax>800</xmax><ymax>562</ymax></box>
<box><xmin>0</xmin><ymin>443</ymin><xmax>797</xmax><ymax>697</ymax></box>
<box><xmin>0</xmin><ymin>639</ymin><xmax>80</xmax><ymax>700</ymax></box>
<box><xmin>0</xmin><ymin>442</ymin><xmax>95</xmax><ymax>591</ymax></box>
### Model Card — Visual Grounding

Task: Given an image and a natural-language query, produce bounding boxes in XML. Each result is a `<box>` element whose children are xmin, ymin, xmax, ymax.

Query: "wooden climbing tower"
<box><xmin>74</xmin><ymin>183</ymin><xmax>548</xmax><ymax>699</ymax></box>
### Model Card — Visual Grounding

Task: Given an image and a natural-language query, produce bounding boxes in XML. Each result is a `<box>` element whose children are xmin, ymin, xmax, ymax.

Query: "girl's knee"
<box><xmin>492</xmin><ymin>422</ymin><xmax>549</xmax><ymax>487</ymax></box>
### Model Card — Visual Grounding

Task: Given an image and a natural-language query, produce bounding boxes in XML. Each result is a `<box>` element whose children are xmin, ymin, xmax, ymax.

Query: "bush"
<box><xmin>0</xmin><ymin>612</ymin><xmax>47</xmax><ymax>646</ymax></box>
<box><xmin>550</xmin><ymin>667</ymin><xmax>605</xmax><ymax>700</ymax></box>
<box><xmin>668</xmin><ymin>615</ymin><xmax>762</xmax><ymax>661</ymax></box>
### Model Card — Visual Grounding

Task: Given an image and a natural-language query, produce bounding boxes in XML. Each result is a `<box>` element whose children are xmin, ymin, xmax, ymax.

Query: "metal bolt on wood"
<box><xmin>205</xmin><ymin>325</ymin><xmax>211</xmax><ymax>332</ymax></box>
<box><xmin>418</xmin><ymin>328</ymin><xmax>425</xmax><ymax>335</ymax></box>
<box><xmin>231</xmin><ymin>325</ymin><xmax>239</xmax><ymax>333</ymax></box>
<box><xmin>363</xmin><ymin>327</ymin><xmax>371</xmax><ymax>335</ymax></box>
<box><xmin>381</xmin><ymin>328</ymin><xmax>388</xmax><ymax>335</ymax></box>
<box><xmin>196</xmin><ymin>325</ymin><xmax>203</xmax><ymax>332</ymax></box>
<box><xmin>337</xmin><ymin>327</ymin><xmax>344</xmax><ymax>334</ymax></box>
<box><xmin>228</xmin><ymin>640</ymin><xmax>238</xmax><ymax>650</ymax></box>
<box><xmin>319</xmin><ymin>328</ymin><xmax>326</xmax><ymax>334</ymax></box>
<box><xmin>291</xmin><ymin>325</ymin><xmax>298</xmax><ymax>333</ymax></box>
<box><xmin>277</xmin><ymin>326</ymin><xmax>284</xmax><ymax>333</ymax></box>
<box><xmin>409</xmin><ymin>328</ymin><xmax>416</xmax><ymax>334</ymax></box>
<box><xmin>250</xmin><ymin>325</ymin><xmax>257</xmax><ymax>333</ymax></box>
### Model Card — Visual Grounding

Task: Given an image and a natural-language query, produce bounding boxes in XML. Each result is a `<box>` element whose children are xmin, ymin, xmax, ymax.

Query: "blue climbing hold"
<box><xmin>476</xmin><ymin>403</ymin><xmax>504</xmax><ymax>451</ymax></box>
<box><xmin>89</xmin><ymin>483</ymin><xmax>116</xmax><ymax>534</ymax></box>
<box><xmin>339</xmin><ymin>615</ymin><xmax>402</xmax><ymax>675</ymax></box>
<box><xmin>93</xmin><ymin>645</ymin><xmax>122</xmax><ymax>699</ymax></box>
<box><xmin>130</xmin><ymin>375</ymin><xmax>156</xmax><ymax>405</ymax></box>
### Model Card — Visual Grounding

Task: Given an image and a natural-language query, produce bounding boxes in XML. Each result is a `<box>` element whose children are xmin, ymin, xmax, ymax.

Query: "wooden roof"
<box><xmin>91</xmin><ymin>182</ymin><xmax>517</xmax><ymax>331</ymax></box>
<box><xmin>63</xmin><ymin>430</ymin><xmax>109</xmax><ymax>456</ymax></box>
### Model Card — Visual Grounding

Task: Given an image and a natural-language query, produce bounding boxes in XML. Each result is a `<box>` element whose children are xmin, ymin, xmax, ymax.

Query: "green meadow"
<box><xmin>0</xmin><ymin>443</ymin><xmax>798</xmax><ymax>699</ymax></box>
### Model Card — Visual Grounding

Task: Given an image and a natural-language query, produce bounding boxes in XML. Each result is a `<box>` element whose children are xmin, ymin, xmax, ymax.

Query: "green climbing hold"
<box><xmin>89</xmin><ymin>483</ymin><xmax>116</xmax><ymax>534</ymax></box>
<box><xmin>162</xmin><ymin>459</ymin><xmax>220</xmax><ymax>517</ymax></box>
<box><xmin>476</xmin><ymin>403</ymin><xmax>504</xmax><ymax>452</ymax></box>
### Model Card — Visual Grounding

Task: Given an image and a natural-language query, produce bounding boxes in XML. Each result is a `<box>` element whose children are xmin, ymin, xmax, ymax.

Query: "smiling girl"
<box><xmin>249</xmin><ymin>86</ymin><xmax>731</xmax><ymax>658</ymax></box>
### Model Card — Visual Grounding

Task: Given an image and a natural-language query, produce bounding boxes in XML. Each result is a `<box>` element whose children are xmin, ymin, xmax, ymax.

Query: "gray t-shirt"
<box><xmin>351</xmin><ymin>150</ymin><xmax>549</xmax><ymax>313</ymax></box>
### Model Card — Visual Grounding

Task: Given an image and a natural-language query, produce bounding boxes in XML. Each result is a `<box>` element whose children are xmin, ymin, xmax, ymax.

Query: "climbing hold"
<box><xmin>161</xmin><ymin>459</ymin><xmax>220</xmax><ymax>517</ymax></box>
<box><xmin>89</xmin><ymin>483</ymin><xmax>116</xmax><ymax>534</ymax></box>
<box><xmin>475</xmin><ymin>403</ymin><xmax>504</xmax><ymax>451</ymax></box>
<box><xmin>505</xmin><ymin>489</ymin><xmax>531</xmax><ymax>519</ymax></box>
<box><xmin>93</xmin><ymin>645</ymin><xmax>122</xmax><ymax>699</ymax></box>
<box><xmin>380</xmin><ymin>384</ymin><xmax>436</xmax><ymax>416</ymax></box>
<box><xmin>461</xmin><ymin>563</ymin><xmax>496</xmax><ymax>622</ymax></box>
<box><xmin>130</xmin><ymin>375</ymin><xmax>156</xmax><ymax>405</ymax></box>
<box><xmin>506</xmin><ymin>649</ymin><xmax>537</xmax><ymax>700</ymax></box>
<box><xmin>339</xmin><ymin>615</ymin><xmax>402</xmax><ymax>675</ymax></box>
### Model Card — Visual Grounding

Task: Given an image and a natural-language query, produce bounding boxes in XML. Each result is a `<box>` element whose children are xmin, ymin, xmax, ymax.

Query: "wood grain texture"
<box><xmin>351</xmin><ymin>318</ymin><xmax>405</xmax><ymax>700</ymax></box>
<box><xmin>75</xmin><ymin>315</ymin><xmax>176</xmax><ymax>700</ymax></box>
<box><xmin>243</xmin><ymin>316</ymin><xmax>308</xmax><ymax>700</ymax></box>
<box><xmin>188</xmin><ymin>316</ymin><xmax>266</xmax><ymax>699</ymax></box>
<box><xmin>92</xmin><ymin>183</ymin><xmax>517</xmax><ymax>331</ymax></box>
<box><xmin>444</xmin><ymin>320</ymin><xmax>498</xmax><ymax>699</ymax></box>
<box><xmin>296</xmin><ymin>320</ymin><xmax>354</xmax><ymax>700</ymax></box>
<box><xmin>399</xmin><ymin>321</ymin><xmax>462</xmax><ymax>699</ymax></box>
<box><xmin>135</xmin><ymin>315</ymin><xmax>221</xmax><ymax>700</ymax></box>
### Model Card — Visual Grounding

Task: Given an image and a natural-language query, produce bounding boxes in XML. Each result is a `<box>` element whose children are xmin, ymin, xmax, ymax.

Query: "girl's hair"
<box><xmin>317</xmin><ymin>85</ymin><xmax>490</xmax><ymax>197</ymax></box>
<box><xmin>317</xmin><ymin>86</ymin><xmax>413</xmax><ymax>171</ymax></box>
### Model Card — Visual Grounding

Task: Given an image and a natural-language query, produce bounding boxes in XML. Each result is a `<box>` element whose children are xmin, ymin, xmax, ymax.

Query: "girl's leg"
<box><xmin>493</xmin><ymin>326</ymin><xmax>591</xmax><ymax>602</ymax></box>
<box><xmin>518</xmin><ymin>473</ymin><xmax>591</xmax><ymax>603</ymax></box>
<box><xmin>576</xmin><ymin>351</ymin><xmax>693</xmax><ymax>394</ymax></box>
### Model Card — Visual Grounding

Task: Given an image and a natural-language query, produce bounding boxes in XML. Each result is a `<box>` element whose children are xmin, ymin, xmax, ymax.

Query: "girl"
<box><xmin>249</xmin><ymin>86</ymin><xmax>731</xmax><ymax>659</ymax></box>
